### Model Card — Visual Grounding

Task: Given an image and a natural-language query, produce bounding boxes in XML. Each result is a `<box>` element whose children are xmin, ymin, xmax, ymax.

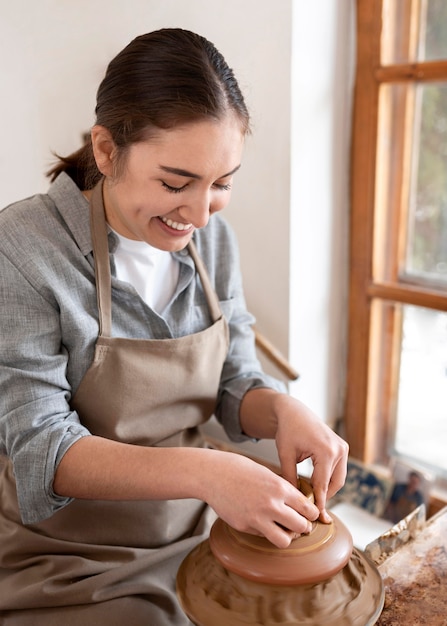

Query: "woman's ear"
<box><xmin>90</xmin><ymin>125</ymin><xmax>117</xmax><ymax>177</ymax></box>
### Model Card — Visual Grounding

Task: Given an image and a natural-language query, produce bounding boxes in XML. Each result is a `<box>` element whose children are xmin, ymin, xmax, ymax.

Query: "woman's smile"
<box><xmin>158</xmin><ymin>216</ymin><xmax>193</xmax><ymax>233</ymax></box>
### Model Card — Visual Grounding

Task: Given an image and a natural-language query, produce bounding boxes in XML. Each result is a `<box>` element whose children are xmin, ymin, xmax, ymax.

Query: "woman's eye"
<box><xmin>162</xmin><ymin>181</ymin><xmax>187</xmax><ymax>193</ymax></box>
<box><xmin>214</xmin><ymin>182</ymin><xmax>232</xmax><ymax>191</ymax></box>
<box><xmin>162</xmin><ymin>180</ymin><xmax>232</xmax><ymax>193</ymax></box>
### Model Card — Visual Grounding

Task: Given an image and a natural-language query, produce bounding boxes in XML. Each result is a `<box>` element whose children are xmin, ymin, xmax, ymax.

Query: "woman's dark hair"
<box><xmin>47</xmin><ymin>28</ymin><xmax>250</xmax><ymax>189</ymax></box>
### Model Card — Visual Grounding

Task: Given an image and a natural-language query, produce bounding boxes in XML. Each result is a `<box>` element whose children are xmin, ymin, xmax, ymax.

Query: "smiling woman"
<box><xmin>0</xmin><ymin>27</ymin><xmax>348</xmax><ymax>626</ymax></box>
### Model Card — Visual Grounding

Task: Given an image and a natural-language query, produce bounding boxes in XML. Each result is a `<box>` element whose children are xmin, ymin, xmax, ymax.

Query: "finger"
<box><xmin>278</xmin><ymin>449</ymin><xmax>298</xmax><ymax>488</ymax></box>
<box><xmin>262</xmin><ymin>513</ymin><xmax>313</xmax><ymax>549</ymax></box>
<box><xmin>310</xmin><ymin>465</ymin><xmax>332</xmax><ymax>521</ymax></box>
<box><xmin>283</xmin><ymin>481</ymin><xmax>321</xmax><ymax>528</ymax></box>
<box><xmin>318</xmin><ymin>507</ymin><xmax>333</xmax><ymax>524</ymax></box>
<box><xmin>244</xmin><ymin>520</ymin><xmax>297</xmax><ymax>549</ymax></box>
<box><xmin>313</xmin><ymin>496</ymin><xmax>331</xmax><ymax>524</ymax></box>
<box><xmin>285</xmin><ymin>490</ymin><xmax>320</xmax><ymax>521</ymax></box>
<box><xmin>274</xmin><ymin>523</ymin><xmax>310</xmax><ymax>542</ymax></box>
<box><xmin>262</xmin><ymin>523</ymin><xmax>295</xmax><ymax>549</ymax></box>
<box><xmin>278</xmin><ymin>488</ymin><xmax>320</xmax><ymax>531</ymax></box>
<box><xmin>311</xmin><ymin>445</ymin><xmax>348</xmax><ymax>520</ymax></box>
<box><xmin>313</xmin><ymin>461</ymin><xmax>347</xmax><ymax>524</ymax></box>
<box><xmin>326</xmin><ymin>456</ymin><xmax>348</xmax><ymax>500</ymax></box>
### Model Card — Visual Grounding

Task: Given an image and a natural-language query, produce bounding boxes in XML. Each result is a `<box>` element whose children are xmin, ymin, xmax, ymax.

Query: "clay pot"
<box><xmin>177</xmin><ymin>478</ymin><xmax>384</xmax><ymax>625</ymax></box>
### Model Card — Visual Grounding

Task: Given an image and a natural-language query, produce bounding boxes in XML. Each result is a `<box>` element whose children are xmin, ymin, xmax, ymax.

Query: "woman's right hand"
<box><xmin>54</xmin><ymin>439</ymin><xmax>318</xmax><ymax>549</ymax></box>
<box><xmin>201</xmin><ymin>451</ymin><xmax>320</xmax><ymax>549</ymax></box>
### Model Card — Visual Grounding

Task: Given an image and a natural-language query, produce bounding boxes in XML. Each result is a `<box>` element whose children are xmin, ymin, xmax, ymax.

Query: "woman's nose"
<box><xmin>180</xmin><ymin>191</ymin><xmax>211</xmax><ymax>229</ymax></box>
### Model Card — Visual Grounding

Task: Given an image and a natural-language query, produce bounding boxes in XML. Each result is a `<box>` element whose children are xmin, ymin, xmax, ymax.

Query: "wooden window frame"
<box><xmin>346</xmin><ymin>0</ymin><xmax>447</xmax><ymax>515</ymax></box>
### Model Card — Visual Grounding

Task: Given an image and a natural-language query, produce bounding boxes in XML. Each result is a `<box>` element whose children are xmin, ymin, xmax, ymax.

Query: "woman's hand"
<box><xmin>200</xmin><ymin>451</ymin><xmax>320</xmax><ymax>549</ymax></box>
<box><xmin>239</xmin><ymin>389</ymin><xmax>349</xmax><ymax>525</ymax></box>
<box><xmin>54</xmin><ymin>436</ymin><xmax>319</xmax><ymax>549</ymax></box>
<box><xmin>273</xmin><ymin>394</ymin><xmax>348</xmax><ymax>523</ymax></box>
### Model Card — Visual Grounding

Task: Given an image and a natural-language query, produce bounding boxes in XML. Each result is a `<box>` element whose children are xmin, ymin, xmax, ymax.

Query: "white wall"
<box><xmin>0</xmin><ymin>0</ymin><xmax>292</xmax><ymax>356</ymax></box>
<box><xmin>0</xmin><ymin>1</ymin><xmax>354</xmax><ymax>461</ymax></box>
<box><xmin>289</xmin><ymin>1</ymin><xmax>354</xmax><ymax>426</ymax></box>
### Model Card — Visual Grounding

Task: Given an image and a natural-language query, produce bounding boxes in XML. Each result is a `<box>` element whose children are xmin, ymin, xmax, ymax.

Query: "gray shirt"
<box><xmin>0</xmin><ymin>173</ymin><xmax>284</xmax><ymax>524</ymax></box>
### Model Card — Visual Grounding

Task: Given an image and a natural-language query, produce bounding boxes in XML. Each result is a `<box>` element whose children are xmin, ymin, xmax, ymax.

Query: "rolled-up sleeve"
<box><xmin>0</xmin><ymin>250</ymin><xmax>90</xmax><ymax>524</ymax></box>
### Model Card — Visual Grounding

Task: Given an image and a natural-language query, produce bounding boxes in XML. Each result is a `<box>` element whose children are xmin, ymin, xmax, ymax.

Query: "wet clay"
<box><xmin>177</xmin><ymin>479</ymin><xmax>384</xmax><ymax>625</ymax></box>
<box><xmin>177</xmin><ymin>540</ymin><xmax>384</xmax><ymax>626</ymax></box>
<box><xmin>177</xmin><ymin>508</ymin><xmax>384</xmax><ymax>626</ymax></box>
<box><xmin>208</xmin><ymin>515</ymin><xmax>353</xmax><ymax>585</ymax></box>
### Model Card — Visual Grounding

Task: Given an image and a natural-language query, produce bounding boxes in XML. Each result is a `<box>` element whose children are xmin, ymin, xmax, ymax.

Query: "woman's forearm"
<box><xmin>53</xmin><ymin>435</ymin><xmax>219</xmax><ymax>502</ymax></box>
<box><xmin>53</xmin><ymin>430</ymin><xmax>321</xmax><ymax>548</ymax></box>
<box><xmin>239</xmin><ymin>387</ymin><xmax>325</xmax><ymax>441</ymax></box>
<box><xmin>55</xmin><ymin>386</ymin><xmax>285</xmax><ymax>502</ymax></box>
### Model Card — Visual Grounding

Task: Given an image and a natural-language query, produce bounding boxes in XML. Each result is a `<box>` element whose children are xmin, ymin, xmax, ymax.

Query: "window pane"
<box><xmin>420</xmin><ymin>0</ymin><xmax>447</xmax><ymax>61</ymax></box>
<box><xmin>374</xmin><ymin>83</ymin><xmax>411</xmax><ymax>283</ymax></box>
<box><xmin>394</xmin><ymin>305</ymin><xmax>447</xmax><ymax>474</ymax></box>
<box><xmin>382</xmin><ymin>0</ymin><xmax>447</xmax><ymax>64</ymax></box>
<box><xmin>375</xmin><ymin>83</ymin><xmax>447</xmax><ymax>286</ymax></box>
<box><xmin>382</xmin><ymin>0</ymin><xmax>420</xmax><ymax>64</ymax></box>
<box><xmin>404</xmin><ymin>83</ymin><xmax>447</xmax><ymax>286</ymax></box>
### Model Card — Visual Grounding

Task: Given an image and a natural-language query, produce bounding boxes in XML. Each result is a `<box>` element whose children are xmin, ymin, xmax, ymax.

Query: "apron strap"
<box><xmin>89</xmin><ymin>178</ymin><xmax>112</xmax><ymax>337</ymax></box>
<box><xmin>187</xmin><ymin>240</ymin><xmax>222</xmax><ymax>324</ymax></box>
<box><xmin>89</xmin><ymin>178</ymin><xmax>223</xmax><ymax>336</ymax></box>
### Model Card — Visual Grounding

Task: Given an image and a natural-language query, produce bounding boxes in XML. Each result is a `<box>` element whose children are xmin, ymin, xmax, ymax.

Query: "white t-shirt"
<box><xmin>112</xmin><ymin>230</ymin><xmax>179</xmax><ymax>314</ymax></box>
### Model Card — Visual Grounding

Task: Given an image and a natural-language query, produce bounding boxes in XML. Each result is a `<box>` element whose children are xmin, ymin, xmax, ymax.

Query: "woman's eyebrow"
<box><xmin>158</xmin><ymin>164</ymin><xmax>241</xmax><ymax>179</ymax></box>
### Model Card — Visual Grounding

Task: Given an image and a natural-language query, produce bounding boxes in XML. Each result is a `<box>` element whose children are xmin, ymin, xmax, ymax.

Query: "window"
<box><xmin>346</xmin><ymin>0</ymin><xmax>447</xmax><ymax>513</ymax></box>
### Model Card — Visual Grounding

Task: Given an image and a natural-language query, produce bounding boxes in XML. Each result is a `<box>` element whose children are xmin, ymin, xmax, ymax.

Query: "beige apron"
<box><xmin>0</xmin><ymin>180</ymin><xmax>229</xmax><ymax>625</ymax></box>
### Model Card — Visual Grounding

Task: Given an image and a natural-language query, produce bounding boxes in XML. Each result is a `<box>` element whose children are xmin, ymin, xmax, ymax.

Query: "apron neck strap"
<box><xmin>187</xmin><ymin>240</ymin><xmax>222</xmax><ymax>324</ymax></box>
<box><xmin>90</xmin><ymin>178</ymin><xmax>112</xmax><ymax>337</ymax></box>
<box><xmin>89</xmin><ymin>178</ymin><xmax>223</xmax><ymax>337</ymax></box>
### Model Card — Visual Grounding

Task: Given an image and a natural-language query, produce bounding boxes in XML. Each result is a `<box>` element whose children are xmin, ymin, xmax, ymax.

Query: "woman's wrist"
<box><xmin>239</xmin><ymin>387</ymin><xmax>284</xmax><ymax>440</ymax></box>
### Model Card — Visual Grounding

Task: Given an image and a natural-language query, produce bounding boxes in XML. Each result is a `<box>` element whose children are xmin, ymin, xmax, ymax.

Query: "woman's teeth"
<box><xmin>160</xmin><ymin>217</ymin><xmax>192</xmax><ymax>231</ymax></box>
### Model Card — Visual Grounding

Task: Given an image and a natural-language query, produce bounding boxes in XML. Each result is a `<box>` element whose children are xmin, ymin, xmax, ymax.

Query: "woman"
<box><xmin>0</xmin><ymin>28</ymin><xmax>348</xmax><ymax>624</ymax></box>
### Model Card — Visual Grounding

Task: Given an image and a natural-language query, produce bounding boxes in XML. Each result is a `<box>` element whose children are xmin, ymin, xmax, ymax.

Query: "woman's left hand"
<box><xmin>240</xmin><ymin>389</ymin><xmax>349</xmax><ymax>524</ymax></box>
<box><xmin>273</xmin><ymin>394</ymin><xmax>348</xmax><ymax>523</ymax></box>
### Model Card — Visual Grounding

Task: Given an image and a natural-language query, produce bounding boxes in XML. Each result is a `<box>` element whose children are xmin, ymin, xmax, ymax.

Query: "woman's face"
<box><xmin>93</xmin><ymin>116</ymin><xmax>245</xmax><ymax>251</ymax></box>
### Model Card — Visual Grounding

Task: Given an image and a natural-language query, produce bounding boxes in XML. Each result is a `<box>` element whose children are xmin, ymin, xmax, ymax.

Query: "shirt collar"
<box><xmin>47</xmin><ymin>172</ymin><xmax>95</xmax><ymax>256</ymax></box>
